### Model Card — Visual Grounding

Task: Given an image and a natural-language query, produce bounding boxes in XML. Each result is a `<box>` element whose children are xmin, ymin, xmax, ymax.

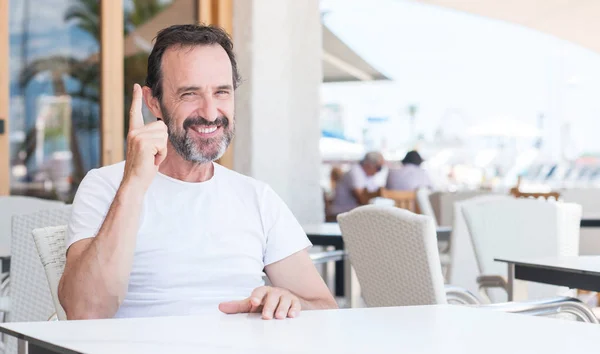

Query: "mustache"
<box><xmin>183</xmin><ymin>116</ymin><xmax>229</xmax><ymax>130</ymax></box>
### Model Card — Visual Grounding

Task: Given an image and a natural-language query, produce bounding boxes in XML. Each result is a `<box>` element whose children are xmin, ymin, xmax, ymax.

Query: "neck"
<box><xmin>158</xmin><ymin>142</ymin><xmax>215</xmax><ymax>182</ymax></box>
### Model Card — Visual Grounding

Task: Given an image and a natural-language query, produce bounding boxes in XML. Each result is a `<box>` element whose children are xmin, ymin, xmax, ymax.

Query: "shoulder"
<box><xmin>349</xmin><ymin>163</ymin><xmax>363</xmax><ymax>174</ymax></box>
<box><xmin>387</xmin><ymin>167</ymin><xmax>403</xmax><ymax>177</ymax></box>
<box><xmin>79</xmin><ymin>161</ymin><xmax>125</xmax><ymax>191</ymax></box>
<box><xmin>348</xmin><ymin>163</ymin><xmax>366</xmax><ymax>178</ymax></box>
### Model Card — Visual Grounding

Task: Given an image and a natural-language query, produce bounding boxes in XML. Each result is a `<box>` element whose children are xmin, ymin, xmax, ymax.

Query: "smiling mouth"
<box><xmin>189</xmin><ymin>125</ymin><xmax>222</xmax><ymax>137</ymax></box>
<box><xmin>189</xmin><ymin>125</ymin><xmax>222</xmax><ymax>138</ymax></box>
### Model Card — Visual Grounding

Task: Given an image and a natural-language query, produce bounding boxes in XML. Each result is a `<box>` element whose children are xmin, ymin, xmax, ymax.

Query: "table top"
<box><xmin>1</xmin><ymin>306</ymin><xmax>599</xmax><ymax>354</ymax></box>
<box><xmin>495</xmin><ymin>256</ymin><xmax>600</xmax><ymax>276</ymax></box>
<box><xmin>303</xmin><ymin>223</ymin><xmax>452</xmax><ymax>238</ymax></box>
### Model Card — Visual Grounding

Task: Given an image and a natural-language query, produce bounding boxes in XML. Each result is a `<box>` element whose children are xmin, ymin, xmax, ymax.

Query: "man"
<box><xmin>329</xmin><ymin>152</ymin><xmax>385</xmax><ymax>216</ymax></box>
<box><xmin>59</xmin><ymin>24</ymin><xmax>337</xmax><ymax>320</ymax></box>
<box><xmin>386</xmin><ymin>150</ymin><xmax>433</xmax><ymax>191</ymax></box>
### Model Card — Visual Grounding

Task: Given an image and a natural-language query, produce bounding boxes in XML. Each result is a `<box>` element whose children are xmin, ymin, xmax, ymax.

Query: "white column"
<box><xmin>233</xmin><ymin>0</ymin><xmax>324</xmax><ymax>224</ymax></box>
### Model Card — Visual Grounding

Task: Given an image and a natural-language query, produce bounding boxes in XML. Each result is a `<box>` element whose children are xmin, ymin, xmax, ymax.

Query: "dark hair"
<box><xmin>402</xmin><ymin>150</ymin><xmax>424</xmax><ymax>166</ymax></box>
<box><xmin>145</xmin><ymin>24</ymin><xmax>241</xmax><ymax>102</ymax></box>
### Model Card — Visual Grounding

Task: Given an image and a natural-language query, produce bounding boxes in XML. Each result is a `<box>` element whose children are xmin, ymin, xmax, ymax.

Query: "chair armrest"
<box><xmin>480</xmin><ymin>296</ymin><xmax>599</xmax><ymax>324</ymax></box>
<box><xmin>310</xmin><ymin>250</ymin><xmax>347</xmax><ymax>265</ymax></box>
<box><xmin>477</xmin><ymin>275</ymin><xmax>508</xmax><ymax>291</ymax></box>
<box><xmin>444</xmin><ymin>285</ymin><xmax>480</xmax><ymax>305</ymax></box>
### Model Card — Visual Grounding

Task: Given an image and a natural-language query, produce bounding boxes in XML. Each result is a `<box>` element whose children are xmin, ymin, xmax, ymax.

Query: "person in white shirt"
<box><xmin>59</xmin><ymin>24</ymin><xmax>337</xmax><ymax>320</ymax></box>
<box><xmin>329</xmin><ymin>152</ymin><xmax>385</xmax><ymax>216</ymax></box>
<box><xmin>386</xmin><ymin>150</ymin><xmax>433</xmax><ymax>191</ymax></box>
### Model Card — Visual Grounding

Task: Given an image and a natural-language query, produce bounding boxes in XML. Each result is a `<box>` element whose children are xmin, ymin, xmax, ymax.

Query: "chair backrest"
<box><xmin>447</xmin><ymin>195</ymin><xmax>514</xmax><ymax>298</ymax></box>
<box><xmin>416</xmin><ymin>188</ymin><xmax>437</xmax><ymax>227</ymax></box>
<box><xmin>380</xmin><ymin>189</ymin><xmax>418</xmax><ymax>212</ymax></box>
<box><xmin>32</xmin><ymin>225</ymin><xmax>68</xmax><ymax>321</ymax></box>
<box><xmin>337</xmin><ymin>205</ymin><xmax>446</xmax><ymax>307</ymax></box>
<box><xmin>7</xmin><ymin>206</ymin><xmax>71</xmax><ymax>354</ymax></box>
<box><xmin>0</xmin><ymin>197</ymin><xmax>63</xmax><ymax>257</ymax></box>
<box><xmin>462</xmin><ymin>198</ymin><xmax>581</xmax><ymax>302</ymax></box>
<box><xmin>429</xmin><ymin>190</ymin><xmax>499</xmax><ymax>227</ymax></box>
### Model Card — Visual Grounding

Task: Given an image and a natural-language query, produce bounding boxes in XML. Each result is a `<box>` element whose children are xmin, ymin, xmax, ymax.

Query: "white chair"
<box><xmin>338</xmin><ymin>205</ymin><xmax>449</xmax><ymax>307</ymax></box>
<box><xmin>416</xmin><ymin>188</ymin><xmax>452</xmax><ymax>278</ymax></box>
<box><xmin>337</xmin><ymin>205</ymin><xmax>597</xmax><ymax>323</ymax></box>
<box><xmin>429</xmin><ymin>190</ymin><xmax>499</xmax><ymax>227</ymax></box>
<box><xmin>462</xmin><ymin>197</ymin><xmax>581</xmax><ymax>303</ymax></box>
<box><xmin>447</xmin><ymin>195</ymin><xmax>514</xmax><ymax>298</ymax></box>
<box><xmin>32</xmin><ymin>226</ymin><xmax>68</xmax><ymax>321</ymax></box>
<box><xmin>0</xmin><ymin>196</ymin><xmax>63</xmax><ymax>258</ymax></box>
<box><xmin>416</xmin><ymin>188</ymin><xmax>437</xmax><ymax>227</ymax></box>
<box><xmin>4</xmin><ymin>207</ymin><xmax>71</xmax><ymax>354</ymax></box>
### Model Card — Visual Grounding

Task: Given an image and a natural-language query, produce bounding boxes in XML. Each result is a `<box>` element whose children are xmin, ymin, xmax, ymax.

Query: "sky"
<box><xmin>320</xmin><ymin>0</ymin><xmax>600</xmax><ymax>158</ymax></box>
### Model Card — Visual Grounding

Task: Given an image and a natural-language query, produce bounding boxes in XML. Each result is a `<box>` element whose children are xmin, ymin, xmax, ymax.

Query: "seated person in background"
<box><xmin>330</xmin><ymin>152</ymin><xmax>385</xmax><ymax>216</ymax></box>
<box><xmin>58</xmin><ymin>24</ymin><xmax>337</xmax><ymax>321</ymax></box>
<box><xmin>386</xmin><ymin>150</ymin><xmax>433</xmax><ymax>191</ymax></box>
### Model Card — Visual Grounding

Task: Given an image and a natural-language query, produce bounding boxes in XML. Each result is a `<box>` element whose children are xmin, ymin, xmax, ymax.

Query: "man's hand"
<box><xmin>122</xmin><ymin>83</ymin><xmax>168</xmax><ymax>191</ymax></box>
<box><xmin>219</xmin><ymin>286</ymin><xmax>301</xmax><ymax>320</ymax></box>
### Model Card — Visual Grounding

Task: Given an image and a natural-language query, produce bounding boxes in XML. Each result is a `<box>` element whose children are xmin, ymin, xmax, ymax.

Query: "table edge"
<box><xmin>494</xmin><ymin>258</ymin><xmax>600</xmax><ymax>276</ymax></box>
<box><xmin>0</xmin><ymin>325</ymin><xmax>81</xmax><ymax>354</ymax></box>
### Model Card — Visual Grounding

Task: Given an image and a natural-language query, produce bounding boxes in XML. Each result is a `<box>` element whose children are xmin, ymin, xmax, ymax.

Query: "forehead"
<box><xmin>160</xmin><ymin>44</ymin><xmax>233</xmax><ymax>88</ymax></box>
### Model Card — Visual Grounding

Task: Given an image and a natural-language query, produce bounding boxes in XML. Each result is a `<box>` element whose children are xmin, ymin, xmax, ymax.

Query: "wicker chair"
<box><xmin>337</xmin><ymin>205</ymin><xmax>596</xmax><ymax>323</ymax></box>
<box><xmin>32</xmin><ymin>226</ymin><xmax>68</xmax><ymax>321</ymax></box>
<box><xmin>4</xmin><ymin>207</ymin><xmax>71</xmax><ymax>354</ymax></box>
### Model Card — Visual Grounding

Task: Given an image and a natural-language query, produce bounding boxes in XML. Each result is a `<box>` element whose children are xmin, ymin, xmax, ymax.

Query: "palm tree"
<box><xmin>65</xmin><ymin>0</ymin><xmax>167</xmax><ymax>135</ymax></box>
<box><xmin>17</xmin><ymin>57</ymin><xmax>96</xmax><ymax>190</ymax></box>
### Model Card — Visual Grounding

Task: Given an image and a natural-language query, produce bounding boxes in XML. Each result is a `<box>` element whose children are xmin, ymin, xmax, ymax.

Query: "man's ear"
<box><xmin>142</xmin><ymin>86</ymin><xmax>162</xmax><ymax>119</ymax></box>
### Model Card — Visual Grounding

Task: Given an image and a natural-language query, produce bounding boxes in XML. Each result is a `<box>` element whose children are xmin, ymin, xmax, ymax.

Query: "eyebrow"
<box><xmin>216</xmin><ymin>85</ymin><xmax>233</xmax><ymax>91</ymax></box>
<box><xmin>176</xmin><ymin>85</ymin><xmax>233</xmax><ymax>94</ymax></box>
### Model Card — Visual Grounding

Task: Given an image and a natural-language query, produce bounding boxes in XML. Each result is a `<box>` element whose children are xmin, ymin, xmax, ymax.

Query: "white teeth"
<box><xmin>197</xmin><ymin>126</ymin><xmax>217</xmax><ymax>134</ymax></box>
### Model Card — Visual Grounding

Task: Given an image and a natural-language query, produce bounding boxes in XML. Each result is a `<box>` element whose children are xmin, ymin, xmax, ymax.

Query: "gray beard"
<box><xmin>161</xmin><ymin>109</ymin><xmax>235</xmax><ymax>163</ymax></box>
<box><xmin>169</xmin><ymin>127</ymin><xmax>234</xmax><ymax>163</ymax></box>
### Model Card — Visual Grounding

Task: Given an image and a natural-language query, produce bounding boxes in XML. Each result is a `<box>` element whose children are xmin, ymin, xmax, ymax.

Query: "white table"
<box><xmin>1</xmin><ymin>306</ymin><xmax>599</xmax><ymax>354</ymax></box>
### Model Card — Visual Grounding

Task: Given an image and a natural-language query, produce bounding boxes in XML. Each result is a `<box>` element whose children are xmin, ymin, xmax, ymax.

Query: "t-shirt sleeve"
<box><xmin>261</xmin><ymin>185</ymin><xmax>312</xmax><ymax>266</ymax></box>
<box><xmin>66</xmin><ymin>169</ymin><xmax>117</xmax><ymax>251</ymax></box>
<box><xmin>348</xmin><ymin>165</ymin><xmax>367</xmax><ymax>190</ymax></box>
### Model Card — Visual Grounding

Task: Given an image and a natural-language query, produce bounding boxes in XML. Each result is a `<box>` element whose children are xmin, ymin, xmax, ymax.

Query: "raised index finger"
<box><xmin>129</xmin><ymin>84</ymin><xmax>144</xmax><ymax>131</ymax></box>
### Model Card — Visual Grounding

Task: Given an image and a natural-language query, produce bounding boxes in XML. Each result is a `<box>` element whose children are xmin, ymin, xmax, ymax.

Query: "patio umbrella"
<box><xmin>416</xmin><ymin>0</ymin><xmax>600</xmax><ymax>53</ymax></box>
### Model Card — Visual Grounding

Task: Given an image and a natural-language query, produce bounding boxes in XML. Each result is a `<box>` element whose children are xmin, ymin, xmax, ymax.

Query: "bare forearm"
<box><xmin>353</xmin><ymin>190</ymin><xmax>369</xmax><ymax>205</ymax></box>
<box><xmin>59</xmin><ymin>182</ymin><xmax>145</xmax><ymax>319</ymax></box>
<box><xmin>299</xmin><ymin>296</ymin><xmax>339</xmax><ymax>311</ymax></box>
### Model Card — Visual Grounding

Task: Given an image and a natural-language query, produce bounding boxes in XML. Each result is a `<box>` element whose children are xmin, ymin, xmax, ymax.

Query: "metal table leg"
<box><xmin>507</xmin><ymin>263</ymin><xmax>515</xmax><ymax>301</ymax></box>
<box><xmin>335</xmin><ymin>246</ymin><xmax>345</xmax><ymax>297</ymax></box>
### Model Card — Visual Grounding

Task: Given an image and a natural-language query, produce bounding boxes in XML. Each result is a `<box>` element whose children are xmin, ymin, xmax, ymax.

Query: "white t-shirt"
<box><xmin>330</xmin><ymin>164</ymin><xmax>381</xmax><ymax>215</ymax></box>
<box><xmin>67</xmin><ymin>161</ymin><xmax>311</xmax><ymax>318</ymax></box>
